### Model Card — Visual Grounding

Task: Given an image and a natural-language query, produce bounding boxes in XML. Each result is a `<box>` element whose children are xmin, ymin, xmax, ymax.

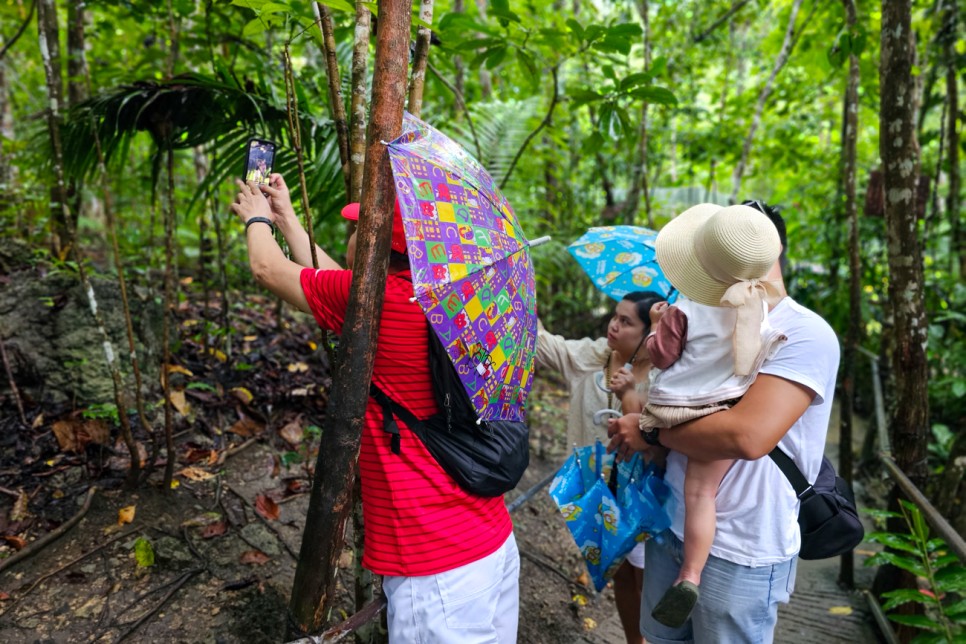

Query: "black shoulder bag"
<box><xmin>768</xmin><ymin>447</ymin><xmax>864</xmax><ymax>560</ymax></box>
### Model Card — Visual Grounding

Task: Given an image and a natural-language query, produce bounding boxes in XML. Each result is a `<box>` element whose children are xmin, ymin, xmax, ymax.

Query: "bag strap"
<box><xmin>768</xmin><ymin>446</ymin><xmax>815</xmax><ymax>501</ymax></box>
<box><xmin>369</xmin><ymin>382</ymin><xmax>424</xmax><ymax>456</ymax></box>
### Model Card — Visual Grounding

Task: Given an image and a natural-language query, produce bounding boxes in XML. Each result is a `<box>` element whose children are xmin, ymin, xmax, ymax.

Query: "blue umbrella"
<box><xmin>568</xmin><ymin>225</ymin><xmax>676</xmax><ymax>302</ymax></box>
<box><xmin>548</xmin><ymin>441</ymin><xmax>671</xmax><ymax>591</ymax></box>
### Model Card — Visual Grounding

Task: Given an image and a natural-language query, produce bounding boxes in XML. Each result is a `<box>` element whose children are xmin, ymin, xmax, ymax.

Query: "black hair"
<box><xmin>741</xmin><ymin>199</ymin><xmax>788</xmax><ymax>274</ymax></box>
<box><xmin>621</xmin><ymin>290</ymin><xmax>667</xmax><ymax>335</ymax></box>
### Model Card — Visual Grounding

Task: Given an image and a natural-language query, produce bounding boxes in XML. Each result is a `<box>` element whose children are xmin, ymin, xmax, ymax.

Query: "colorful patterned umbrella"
<box><xmin>548</xmin><ymin>441</ymin><xmax>671</xmax><ymax>591</ymax></box>
<box><xmin>386</xmin><ymin>113</ymin><xmax>538</xmax><ymax>422</ymax></box>
<box><xmin>568</xmin><ymin>225</ymin><xmax>677</xmax><ymax>301</ymax></box>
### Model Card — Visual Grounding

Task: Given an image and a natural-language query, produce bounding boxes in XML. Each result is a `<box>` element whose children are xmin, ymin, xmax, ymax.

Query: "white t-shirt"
<box><xmin>664</xmin><ymin>297</ymin><xmax>840</xmax><ymax>566</ymax></box>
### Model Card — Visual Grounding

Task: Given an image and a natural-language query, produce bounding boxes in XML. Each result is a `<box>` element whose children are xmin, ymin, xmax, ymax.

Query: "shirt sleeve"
<box><xmin>646</xmin><ymin>305</ymin><xmax>688</xmax><ymax>370</ymax></box>
<box><xmin>300</xmin><ymin>267</ymin><xmax>353</xmax><ymax>333</ymax></box>
<box><xmin>535</xmin><ymin>328</ymin><xmax>610</xmax><ymax>382</ymax></box>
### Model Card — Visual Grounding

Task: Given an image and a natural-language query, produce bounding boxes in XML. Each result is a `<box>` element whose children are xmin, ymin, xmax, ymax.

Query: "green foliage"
<box><xmin>865</xmin><ymin>500</ymin><xmax>966</xmax><ymax>642</ymax></box>
<box><xmin>81</xmin><ymin>403</ymin><xmax>120</xmax><ymax>425</ymax></box>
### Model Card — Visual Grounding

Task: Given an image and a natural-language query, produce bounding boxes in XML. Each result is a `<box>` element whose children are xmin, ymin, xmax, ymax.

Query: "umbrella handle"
<box><xmin>593</xmin><ymin>409</ymin><xmax>623</xmax><ymax>426</ymax></box>
<box><xmin>594</xmin><ymin>362</ymin><xmax>633</xmax><ymax>393</ymax></box>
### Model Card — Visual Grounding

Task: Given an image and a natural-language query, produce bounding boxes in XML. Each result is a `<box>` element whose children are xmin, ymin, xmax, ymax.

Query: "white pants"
<box><xmin>383</xmin><ymin>532</ymin><xmax>520</xmax><ymax>644</ymax></box>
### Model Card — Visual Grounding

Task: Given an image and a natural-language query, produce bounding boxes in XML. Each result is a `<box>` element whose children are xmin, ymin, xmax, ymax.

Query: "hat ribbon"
<box><xmin>719</xmin><ymin>279</ymin><xmax>784</xmax><ymax>376</ymax></box>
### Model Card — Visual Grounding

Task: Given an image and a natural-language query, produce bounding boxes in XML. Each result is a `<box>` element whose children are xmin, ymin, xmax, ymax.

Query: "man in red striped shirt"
<box><xmin>231</xmin><ymin>175</ymin><xmax>520</xmax><ymax>643</ymax></box>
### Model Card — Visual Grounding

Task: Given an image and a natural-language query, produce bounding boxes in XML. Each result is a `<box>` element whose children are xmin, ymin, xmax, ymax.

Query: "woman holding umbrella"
<box><xmin>536</xmin><ymin>290</ymin><xmax>666</xmax><ymax>644</ymax></box>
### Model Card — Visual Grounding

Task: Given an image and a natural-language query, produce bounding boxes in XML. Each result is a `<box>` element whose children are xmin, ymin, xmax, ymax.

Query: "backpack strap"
<box><xmin>768</xmin><ymin>446</ymin><xmax>815</xmax><ymax>501</ymax></box>
<box><xmin>369</xmin><ymin>382</ymin><xmax>425</xmax><ymax>455</ymax></box>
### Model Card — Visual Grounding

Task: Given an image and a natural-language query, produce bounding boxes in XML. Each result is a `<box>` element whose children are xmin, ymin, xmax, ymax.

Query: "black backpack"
<box><xmin>369</xmin><ymin>321</ymin><xmax>530</xmax><ymax>497</ymax></box>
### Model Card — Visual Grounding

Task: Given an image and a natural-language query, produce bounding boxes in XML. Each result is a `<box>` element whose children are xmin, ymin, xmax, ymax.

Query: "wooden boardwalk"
<box><xmin>572</xmin><ymin>557</ymin><xmax>881</xmax><ymax>643</ymax></box>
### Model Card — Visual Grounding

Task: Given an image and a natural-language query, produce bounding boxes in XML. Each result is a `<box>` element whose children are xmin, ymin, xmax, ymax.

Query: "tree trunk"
<box><xmin>475</xmin><ymin>0</ymin><xmax>492</xmax><ymax>98</ymax></box>
<box><xmin>314</xmin><ymin>2</ymin><xmax>351</xmax><ymax>193</ymax></box>
<box><xmin>37</xmin><ymin>0</ymin><xmax>72</xmax><ymax>256</ymax></box>
<box><xmin>288</xmin><ymin>0</ymin><xmax>411</xmax><ymax>634</ymax></box>
<box><xmin>624</xmin><ymin>0</ymin><xmax>651</xmax><ymax>225</ymax></box>
<box><xmin>453</xmin><ymin>0</ymin><xmax>465</xmax><ymax>103</ymax></box>
<box><xmin>838</xmin><ymin>0</ymin><xmax>861</xmax><ymax>590</ymax></box>
<box><xmin>407</xmin><ymin>0</ymin><xmax>435</xmax><ymax>117</ymax></box>
<box><xmin>874</xmin><ymin>3</ymin><xmax>930</xmax><ymax>635</ymax></box>
<box><xmin>349</xmin><ymin>0</ymin><xmax>372</xmax><ymax>204</ymax></box>
<box><xmin>942</xmin><ymin>0</ymin><xmax>962</xmax><ymax>278</ymax></box>
<box><xmin>66</xmin><ymin>0</ymin><xmax>88</xmax><ymax>108</ymax></box>
<box><xmin>729</xmin><ymin>0</ymin><xmax>804</xmax><ymax>202</ymax></box>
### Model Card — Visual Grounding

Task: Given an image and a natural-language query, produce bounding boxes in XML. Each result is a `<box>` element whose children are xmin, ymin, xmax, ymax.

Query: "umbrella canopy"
<box><xmin>386</xmin><ymin>113</ymin><xmax>538</xmax><ymax>422</ymax></box>
<box><xmin>548</xmin><ymin>441</ymin><xmax>671</xmax><ymax>591</ymax></box>
<box><xmin>568</xmin><ymin>225</ymin><xmax>677</xmax><ymax>302</ymax></box>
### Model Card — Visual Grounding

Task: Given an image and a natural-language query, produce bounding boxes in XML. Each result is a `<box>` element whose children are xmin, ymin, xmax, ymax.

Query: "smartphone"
<box><xmin>244</xmin><ymin>137</ymin><xmax>276</xmax><ymax>185</ymax></box>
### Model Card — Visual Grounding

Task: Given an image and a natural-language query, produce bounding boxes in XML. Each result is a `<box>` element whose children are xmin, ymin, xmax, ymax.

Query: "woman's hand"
<box><xmin>609</xmin><ymin>367</ymin><xmax>636</xmax><ymax>399</ymax></box>
<box><xmin>260</xmin><ymin>173</ymin><xmax>297</xmax><ymax>225</ymax></box>
<box><xmin>230</xmin><ymin>180</ymin><xmax>274</xmax><ymax>225</ymax></box>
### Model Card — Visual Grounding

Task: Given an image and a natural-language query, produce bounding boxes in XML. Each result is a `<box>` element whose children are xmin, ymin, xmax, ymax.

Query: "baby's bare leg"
<box><xmin>677</xmin><ymin>457</ymin><xmax>734</xmax><ymax>586</ymax></box>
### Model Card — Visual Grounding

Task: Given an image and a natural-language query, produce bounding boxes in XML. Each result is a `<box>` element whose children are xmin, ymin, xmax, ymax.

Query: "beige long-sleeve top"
<box><xmin>536</xmin><ymin>328</ymin><xmax>650</xmax><ymax>448</ymax></box>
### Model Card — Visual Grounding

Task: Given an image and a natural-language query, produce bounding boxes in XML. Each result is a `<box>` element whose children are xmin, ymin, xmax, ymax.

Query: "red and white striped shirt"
<box><xmin>300</xmin><ymin>268</ymin><xmax>513</xmax><ymax>576</ymax></box>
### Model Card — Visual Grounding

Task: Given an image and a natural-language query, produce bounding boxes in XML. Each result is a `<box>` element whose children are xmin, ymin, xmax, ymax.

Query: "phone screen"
<box><xmin>244</xmin><ymin>138</ymin><xmax>276</xmax><ymax>185</ymax></box>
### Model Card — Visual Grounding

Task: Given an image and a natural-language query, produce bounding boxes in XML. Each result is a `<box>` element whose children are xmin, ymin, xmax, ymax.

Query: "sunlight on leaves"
<box><xmin>134</xmin><ymin>537</ymin><xmax>155</xmax><ymax>567</ymax></box>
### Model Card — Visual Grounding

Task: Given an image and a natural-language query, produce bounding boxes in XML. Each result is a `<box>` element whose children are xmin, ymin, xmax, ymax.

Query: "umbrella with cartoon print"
<box><xmin>548</xmin><ymin>441</ymin><xmax>671</xmax><ymax>591</ymax></box>
<box><xmin>385</xmin><ymin>113</ymin><xmax>545</xmax><ymax>422</ymax></box>
<box><xmin>568</xmin><ymin>225</ymin><xmax>677</xmax><ymax>302</ymax></box>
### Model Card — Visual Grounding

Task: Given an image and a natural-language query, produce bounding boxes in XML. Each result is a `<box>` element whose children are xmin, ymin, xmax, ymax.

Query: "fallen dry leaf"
<box><xmin>0</xmin><ymin>591</ymin><xmax>10</xmax><ymax>600</ymax></box>
<box><xmin>286</xmin><ymin>362</ymin><xmax>309</xmax><ymax>373</ymax></box>
<box><xmin>255</xmin><ymin>494</ymin><xmax>280</xmax><ymax>521</ymax></box>
<box><xmin>201</xmin><ymin>521</ymin><xmax>228</xmax><ymax>539</ymax></box>
<box><xmin>168</xmin><ymin>390</ymin><xmax>190</xmax><ymax>415</ymax></box>
<box><xmin>239</xmin><ymin>550</ymin><xmax>271</xmax><ymax>565</ymax></box>
<box><xmin>231</xmin><ymin>387</ymin><xmax>254</xmax><ymax>405</ymax></box>
<box><xmin>829</xmin><ymin>606</ymin><xmax>853</xmax><ymax>616</ymax></box>
<box><xmin>183</xmin><ymin>447</ymin><xmax>218</xmax><ymax>465</ymax></box>
<box><xmin>51</xmin><ymin>418</ymin><xmax>110</xmax><ymax>452</ymax></box>
<box><xmin>228</xmin><ymin>416</ymin><xmax>264</xmax><ymax>437</ymax></box>
<box><xmin>117</xmin><ymin>505</ymin><xmax>136</xmax><ymax>526</ymax></box>
<box><xmin>207</xmin><ymin>347</ymin><xmax>228</xmax><ymax>362</ymax></box>
<box><xmin>582</xmin><ymin>617</ymin><xmax>597</xmax><ymax>631</ymax></box>
<box><xmin>2</xmin><ymin>535</ymin><xmax>27</xmax><ymax>550</ymax></box>
<box><xmin>10</xmin><ymin>489</ymin><xmax>29</xmax><ymax>521</ymax></box>
<box><xmin>243</xmin><ymin>335</ymin><xmax>258</xmax><ymax>342</ymax></box>
<box><xmin>575</xmin><ymin>571</ymin><xmax>591</xmax><ymax>588</ymax></box>
<box><xmin>177</xmin><ymin>466</ymin><xmax>215</xmax><ymax>482</ymax></box>
<box><xmin>31</xmin><ymin>413</ymin><xmax>44</xmax><ymax>429</ymax></box>
<box><xmin>278</xmin><ymin>419</ymin><xmax>303</xmax><ymax>447</ymax></box>
<box><xmin>165</xmin><ymin>364</ymin><xmax>194</xmax><ymax>377</ymax></box>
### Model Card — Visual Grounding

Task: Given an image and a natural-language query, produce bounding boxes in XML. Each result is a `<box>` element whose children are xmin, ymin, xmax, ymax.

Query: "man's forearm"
<box><xmin>658</xmin><ymin>374</ymin><xmax>816</xmax><ymax>461</ymax></box>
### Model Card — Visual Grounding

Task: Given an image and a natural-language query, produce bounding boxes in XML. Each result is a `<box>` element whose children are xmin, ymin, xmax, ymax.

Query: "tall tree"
<box><xmin>349</xmin><ymin>0</ymin><xmax>372</xmax><ymax>203</ymax></box>
<box><xmin>407</xmin><ymin>0</ymin><xmax>435</xmax><ymax>117</ymax></box>
<box><xmin>288</xmin><ymin>0</ymin><xmax>411</xmax><ymax>634</ymax></box>
<box><xmin>729</xmin><ymin>0</ymin><xmax>804</xmax><ymax>202</ymax></box>
<box><xmin>942</xmin><ymin>0</ymin><xmax>961</xmax><ymax>278</ymax></box>
<box><xmin>838</xmin><ymin>0</ymin><xmax>861</xmax><ymax>590</ymax></box>
<box><xmin>314</xmin><ymin>2</ymin><xmax>350</xmax><ymax>192</ymax></box>
<box><xmin>37</xmin><ymin>0</ymin><xmax>72</xmax><ymax>255</ymax></box>
<box><xmin>875</xmin><ymin>0</ymin><xmax>930</xmax><ymax>630</ymax></box>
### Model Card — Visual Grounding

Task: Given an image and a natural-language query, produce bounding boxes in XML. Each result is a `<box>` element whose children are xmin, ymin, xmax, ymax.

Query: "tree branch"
<box><xmin>692</xmin><ymin>0</ymin><xmax>752</xmax><ymax>44</ymax></box>
<box><xmin>0</xmin><ymin>0</ymin><xmax>37</xmax><ymax>61</ymax></box>
<box><xmin>428</xmin><ymin>60</ymin><xmax>482</xmax><ymax>160</ymax></box>
<box><xmin>500</xmin><ymin>66</ymin><xmax>559</xmax><ymax>190</ymax></box>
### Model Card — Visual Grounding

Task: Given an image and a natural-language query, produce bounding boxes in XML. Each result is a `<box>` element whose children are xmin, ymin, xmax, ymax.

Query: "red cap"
<box><xmin>341</xmin><ymin>201</ymin><xmax>407</xmax><ymax>254</ymax></box>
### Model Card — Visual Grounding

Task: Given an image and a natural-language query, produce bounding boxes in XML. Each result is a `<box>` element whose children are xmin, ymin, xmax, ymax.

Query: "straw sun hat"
<box><xmin>656</xmin><ymin>203</ymin><xmax>783</xmax><ymax>376</ymax></box>
<box><xmin>655</xmin><ymin>203</ymin><xmax>781</xmax><ymax>307</ymax></box>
